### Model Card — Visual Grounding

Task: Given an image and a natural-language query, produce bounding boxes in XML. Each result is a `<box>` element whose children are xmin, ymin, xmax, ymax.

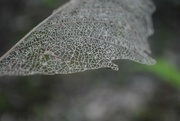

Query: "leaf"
<box><xmin>141</xmin><ymin>59</ymin><xmax>180</xmax><ymax>88</ymax></box>
<box><xmin>0</xmin><ymin>0</ymin><xmax>156</xmax><ymax>76</ymax></box>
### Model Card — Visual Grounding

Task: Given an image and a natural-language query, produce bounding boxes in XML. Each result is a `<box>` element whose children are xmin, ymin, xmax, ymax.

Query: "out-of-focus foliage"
<box><xmin>41</xmin><ymin>0</ymin><xmax>60</xmax><ymax>7</ymax></box>
<box><xmin>141</xmin><ymin>59</ymin><xmax>180</xmax><ymax>88</ymax></box>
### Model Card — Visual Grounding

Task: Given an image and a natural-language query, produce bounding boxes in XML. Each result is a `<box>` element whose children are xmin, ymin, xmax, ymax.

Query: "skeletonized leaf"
<box><xmin>0</xmin><ymin>0</ymin><xmax>156</xmax><ymax>76</ymax></box>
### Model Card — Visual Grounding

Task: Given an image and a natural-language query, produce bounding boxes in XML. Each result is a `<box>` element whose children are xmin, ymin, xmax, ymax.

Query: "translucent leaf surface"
<box><xmin>0</xmin><ymin>0</ymin><xmax>156</xmax><ymax>76</ymax></box>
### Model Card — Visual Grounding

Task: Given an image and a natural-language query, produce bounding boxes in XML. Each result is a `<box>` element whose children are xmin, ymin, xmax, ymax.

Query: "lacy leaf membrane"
<box><xmin>0</xmin><ymin>0</ymin><xmax>156</xmax><ymax>75</ymax></box>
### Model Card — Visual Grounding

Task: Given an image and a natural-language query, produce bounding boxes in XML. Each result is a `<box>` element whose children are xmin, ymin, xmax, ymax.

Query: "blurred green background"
<box><xmin>0</xmin><ymin>0</ymin><xmax>180</xmax><ymax>121</ymax></box>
